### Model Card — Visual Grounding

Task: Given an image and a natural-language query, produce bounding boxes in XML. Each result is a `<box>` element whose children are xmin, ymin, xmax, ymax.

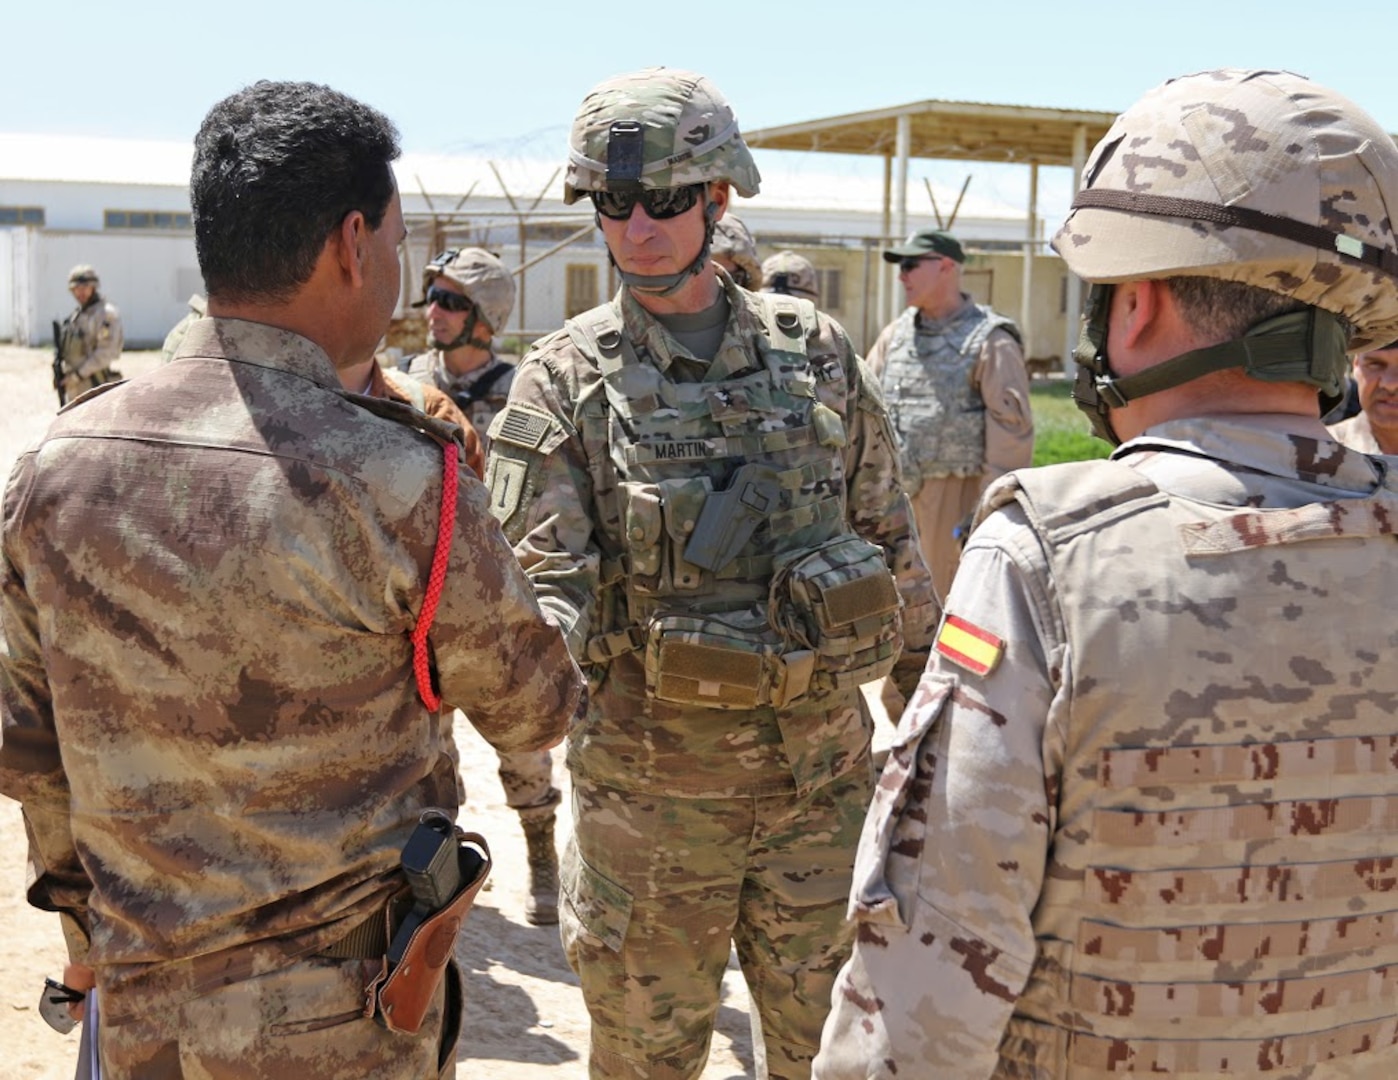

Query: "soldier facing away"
<box><xmin>0</xmin><ymin>79</ymin><xmax>582</xmax><ymax>1079</ymax></box>
<box><xmin>56</xmin><ymin>264</ymin><xmax>124</xmax><ymax>399</ymax></box>
<box><xmin>398</xmin><ymin>247</ymin><xmax>562</xmax><ymax>924</ymax></box>
<box><xmin>815</xmin><ymin>68</ymin><xmax>1398</xmax><ymax>1079</ymax></box>
<box><xmin>484</xmin><ymin>67</ymin><xmax>938</xmax><ymax>1080</ymax></box>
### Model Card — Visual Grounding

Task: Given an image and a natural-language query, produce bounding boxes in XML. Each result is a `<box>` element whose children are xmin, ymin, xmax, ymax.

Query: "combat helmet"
<box><xmin>68</xmin><ymin>264</ymin><xmax>99</xmax><ymax>286</ymax></box>
<box><xmin>711</xmin><ymin>215</ymin><xmax>762</xmax><ymax>289</ymax></box>
<box><xmin>761</xmin><ymin>250</ymin><xmax>819</xmax><ymax>303</ymax></box>
<box><xmin>416</xmin><ymin>247</ymin><xmax>516</xmax><ymax>349</ymax></box>
<box><xmin>565</xmin><ymin>67</ymin><xmax>761</xmax><ymax>295</ymax></box>
<box><xmin>1054</xmin><ymin>69</ymin><xmax>1398</xmax><ymax>442</ymax></box>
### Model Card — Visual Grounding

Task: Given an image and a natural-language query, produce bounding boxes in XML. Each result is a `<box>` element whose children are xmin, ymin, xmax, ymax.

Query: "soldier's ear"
<box><xmin>707</xmin><ymin>181</ymin><xmax>731</xmax><ymax>223</ymax></box>
<box><xmin>335</xmin><ymin>209</ymin><xmax>371</xmax><ymax>288</ymax></box>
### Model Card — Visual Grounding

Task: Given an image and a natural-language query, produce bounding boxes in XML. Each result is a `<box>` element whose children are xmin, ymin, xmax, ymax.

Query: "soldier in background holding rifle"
<box><xmin>54</xmin><ymin>265</ymin><xmax>123</xmax><ymax>404</ymax></box>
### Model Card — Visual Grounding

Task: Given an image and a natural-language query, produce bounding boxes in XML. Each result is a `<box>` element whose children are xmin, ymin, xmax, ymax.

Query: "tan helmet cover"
<box><xmin>760</xmin><ymin>250</ymin><xmax>819</xmax><ymax>302</ymax></box>
<box><xmin>1054</xmin><ymin>68</ymin><xmax>1398</xmax><ymax>350</ymax></box>
<box><xmin>68</xmin><ymin>264</ymin><xmax>99</xmax><ymax>286</ymax></box>
<box><xmin>564</xmin><ymin>67</ymin><xmax>761</xmax><ymax>204</ymax></box>
<box><xmin>711</xmin><ymin>215</ymin><xmax>762</xmax><ymax>287</ymax></box>
<box><xmin>422</xmin><ymin>248</ymin><xmax>516</xmax><ymax>334</ymax></box>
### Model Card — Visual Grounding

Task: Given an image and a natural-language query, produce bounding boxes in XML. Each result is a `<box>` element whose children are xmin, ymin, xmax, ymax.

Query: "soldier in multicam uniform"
<box><xmin>1329</xmin><ymin>339</ymin><xmax>1398</xmax><ymax>454</ymax></box>
<box><xmin>761</xmin><ymin>249</ymin><xmax>820</xmax><ymax>304</ymax></box>
<box><xmin>58</xmin><ymin>264</ymin><xmax>124</xmax><ymax>398</ymax></box>
<box><xmin>399</xmin><ymin>247</ymin><xmax>562</xmax><ymax>924</ymax></box>
<box><xmin>710</xmin><ymin>213</ymin><xmax>763</xmax><ymax>290</ymax></box>
<box><xmin>868</xmin><ymin>227</ymin><xmax>1034</xmax><ymax>605</ymax></box>
<box><xmin>0</xmin><ymin>80</ymin><xmax>582</xmax><ymax>1079</ymax></box>
<box><xmin>815</xmin><ymin>68</ymin><xmax>1398</xmax><ymax>1080</ymax></box>
<box><xmin>484</xmin><ymin>67</ymin><xmax>937</xmax><ymax>1080</ymax></box>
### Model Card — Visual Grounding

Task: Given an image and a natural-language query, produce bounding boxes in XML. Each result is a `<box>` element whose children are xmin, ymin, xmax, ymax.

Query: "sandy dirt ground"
<box><xmin>0</xmin><ymin>344</ymin><xmax>894</xmax><ymax>1079</ymax></box>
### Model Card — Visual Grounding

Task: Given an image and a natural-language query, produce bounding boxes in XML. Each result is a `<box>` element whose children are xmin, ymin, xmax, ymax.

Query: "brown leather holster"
<box><xmin>361</xmin><ymin>831</ymin><xmax>492</xmax><ymax>1035</ymax></box>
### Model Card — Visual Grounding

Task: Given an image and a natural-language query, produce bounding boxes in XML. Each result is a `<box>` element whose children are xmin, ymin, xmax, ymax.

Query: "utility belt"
<box><xmin>319</xmin><ymin>811</ymin><xmax>491</xmax><ymax>1035</ymax></box>
<box><xmin>592</xmin><ymin>531</ymin><xmax>903</xmax><ymax>711</ymax></box>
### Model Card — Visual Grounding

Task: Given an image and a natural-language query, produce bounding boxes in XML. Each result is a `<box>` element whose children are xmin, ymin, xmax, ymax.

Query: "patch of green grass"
<box><xmin>1030</xmin><ymin>379</ymin><xmax>1112</xmax><ymax>466</ymax></box>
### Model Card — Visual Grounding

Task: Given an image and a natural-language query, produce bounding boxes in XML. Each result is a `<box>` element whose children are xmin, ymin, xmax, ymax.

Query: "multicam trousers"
<box><xmin>561</xmin><ymin>765</ymin><xmax>874</xmax><ymax>1080</ymax></box>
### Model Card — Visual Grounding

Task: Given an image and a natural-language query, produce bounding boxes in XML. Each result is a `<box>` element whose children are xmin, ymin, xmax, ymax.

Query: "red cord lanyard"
<box><xmin>412</xmin><ymin>440</ymin><xmax>459</xmax><ymax>711</ymax></box>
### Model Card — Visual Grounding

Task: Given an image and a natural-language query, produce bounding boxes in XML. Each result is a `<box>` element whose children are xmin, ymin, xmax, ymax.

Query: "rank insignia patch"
<box><xmin>935</xmin><ymin>613</ymin><xmax>1005</xmax><ymax>676</ymax></box>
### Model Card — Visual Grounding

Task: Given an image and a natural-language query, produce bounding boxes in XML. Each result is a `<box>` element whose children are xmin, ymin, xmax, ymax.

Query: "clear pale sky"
<box><xmin>6</xmin><ymin>0</ymin><xmax>1395</xmax><ymax>223</ymax></box>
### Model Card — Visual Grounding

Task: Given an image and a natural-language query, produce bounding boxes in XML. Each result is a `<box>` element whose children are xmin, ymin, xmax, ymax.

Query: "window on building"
<box><xmin>565</xmin><ymin>263</ymin><xmax>599</xmax><ymax>319</ymax></box>
<box><xmin>815</xmin><ymin>267</ymin><xmax>843</xmax><ymax>311</ymax></box>
<box><xmin>963</xmin><ymin>269</ymin><xmax>994</xmax><ymax>306</ymax></box>
<box><xmin>0</xmin><ymin>206</ymin><xmax>45</xmax><ymax>225</ymax></box>
<box><xmin>105</xmin><ymin>209</ymin><xmax>192</xmax><ymax>230</ymax></box>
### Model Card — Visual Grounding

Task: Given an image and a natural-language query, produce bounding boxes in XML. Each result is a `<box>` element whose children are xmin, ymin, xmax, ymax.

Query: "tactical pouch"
<box><xmin>644</xmin><ymin>610</ymin><xmax>807</xmax><ymax>710</ymax></box>
<box><xmin>368</xmin><ymin>831</ymin><xmax>492</xmax><ymax>1035</ymax></box>
<box><xmin>770</xmin><ymin>535</ymin><xmax>903</xmax><ymax>692</ymax></box>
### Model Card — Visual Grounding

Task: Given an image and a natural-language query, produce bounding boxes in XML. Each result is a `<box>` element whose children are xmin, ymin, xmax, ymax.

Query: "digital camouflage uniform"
<box><xmin>373</xmin><ymin>360</ymin><xmax>485</xmax><ymax>481</ymax></box>
<box><xmin>816</xmin><ymin>68</ymin><xmax>1398</xmax><ymax>1080</ymax></box>
<box><xmin>1328</xmin><ymin>410</ymin><xmax>1384</xmax><ymax>455</ymax></box>
<box><xmin>400</xmin><ymin>347</ymin><xmax>518</xmax><ymax>454</ymax></box>
<box><xmin>865</xmin><ymin>296</ymin><xmax>1034</xmax><ymax>601</ymax></box>
<box><xmin>0</xmin><ymin>317</ymin><xmax>582</xmax><ymax>1078</ymax></box>
<box><xmin>59</xmin><ymin>278</ymin><xmax>124</xmax><ymax>399</ymax></box>
<box><xmin>488</xmin><ymin>273</ymin><xmax>937</xmax><ymax>1078</ymax></box>
<box><xmin>399</xmin><ymin>249</ymin><xmax>563</xmax><ymax>923</ymax></box>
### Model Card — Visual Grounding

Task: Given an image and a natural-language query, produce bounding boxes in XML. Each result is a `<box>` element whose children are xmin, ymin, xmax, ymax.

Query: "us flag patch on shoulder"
<box><xmin>935</xmin><ymin>613</ymin><xmax>1005</xmax><ymax>676</ymax></box>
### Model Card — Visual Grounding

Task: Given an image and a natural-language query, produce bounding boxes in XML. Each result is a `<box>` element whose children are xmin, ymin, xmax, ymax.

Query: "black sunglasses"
<box><xmin>590</xmin><ymin>183</ymin><xmax>705</xmax><ymax>222</ymax></box>
<box><xmin>898</xmin><ymin>256</ymin><xmax>941</xmax><ymax>273</ymax></box>
<box><xmin>425</xmin><ymin>285</ymin><xmax>475</xmax><ymax>313</ymax></box>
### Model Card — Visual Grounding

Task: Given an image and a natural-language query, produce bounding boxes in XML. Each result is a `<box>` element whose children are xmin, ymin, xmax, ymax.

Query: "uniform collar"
<box><xmin>1117</xmin><ymin>414</ymin><xmax>1384</xmax><ymax>491</ymax></box>
<box><xmin>175</xmin><ymin>317</ymin><xmax>342</xmax><ymax>389</ymax></box>
<box><xmin>615</xmin><ymin>272</ymin><xmax>778</xmax><ymax>382</ymax></box>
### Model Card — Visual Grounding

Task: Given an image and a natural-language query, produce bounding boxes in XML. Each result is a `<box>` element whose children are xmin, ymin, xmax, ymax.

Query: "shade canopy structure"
<box><xmin>746</xmin><ymin>98</ymin><xmax>1120</xmax><ymax>364</ymax></box>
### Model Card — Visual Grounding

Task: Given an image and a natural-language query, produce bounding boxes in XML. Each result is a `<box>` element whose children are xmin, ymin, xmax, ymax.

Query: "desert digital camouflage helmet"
<box><xmin>1054</xmin><ymin>68</ymin><xmax>1398</xmax><ymax>443</ymax></box>
<box><xmin>417</xmin><ymin>248</ymin><xmax>516</xmax><ymax>334</ymax></box>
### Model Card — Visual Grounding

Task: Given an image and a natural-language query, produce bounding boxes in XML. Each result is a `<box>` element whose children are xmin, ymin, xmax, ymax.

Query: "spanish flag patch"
<box><xmin>935</xmin><ymin>613</ymin><xmax>1005</xmax><ymax>676</ymax></box>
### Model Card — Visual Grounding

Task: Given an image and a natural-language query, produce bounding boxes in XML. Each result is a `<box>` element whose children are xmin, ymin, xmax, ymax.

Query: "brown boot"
<box><xmin>521</xmin><ymin>813</ymin><xmax>560</xmax><ymax>926</ymax></box>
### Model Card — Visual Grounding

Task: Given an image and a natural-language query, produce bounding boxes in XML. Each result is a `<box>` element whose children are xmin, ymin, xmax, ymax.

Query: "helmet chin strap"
<box><xmin>1071</xmin><ymin>283</ymin><xmax>1349</xmax><ymax>446</ymax></box>
<box><xmin>606</xmin><ymin>202</ymin><xmax>721</xmax><ymax>298</ymax></box>
<box><xmin>428</xmin><ymin>304</ymin><xmax>485</xmax><ymax>353</ymax></box>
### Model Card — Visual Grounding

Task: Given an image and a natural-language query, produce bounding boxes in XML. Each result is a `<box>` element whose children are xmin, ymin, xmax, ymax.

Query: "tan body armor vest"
<box><xmin>881</xmin><ymin>301</ymin><xmax>1018</xmax><ymax>482</ymax></box>
<box><xmin>1000</xmin><ymin>457</ymin><xmax>1398</xmax><ymax>1077</ymax></box>
<box><xmin>400</xmin><ymin>350</ymin><xmax>515</xmax><ymax>452</ymax></box>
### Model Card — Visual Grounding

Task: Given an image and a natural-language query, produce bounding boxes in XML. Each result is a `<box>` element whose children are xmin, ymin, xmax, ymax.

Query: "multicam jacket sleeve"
<box><xmin>840</xmin><ymin>346</ymin><xmax>939</xmax><ymax>685</ymax></box>
<box><xmin>814</xmin><ymin>497</ymin><xmax>1064</xmax><ymax>1079</ymax></box>
<box><xmin>486</xmin><ymin>345</ymin><xmax>600</xmax><ymax>662</ymax></box>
